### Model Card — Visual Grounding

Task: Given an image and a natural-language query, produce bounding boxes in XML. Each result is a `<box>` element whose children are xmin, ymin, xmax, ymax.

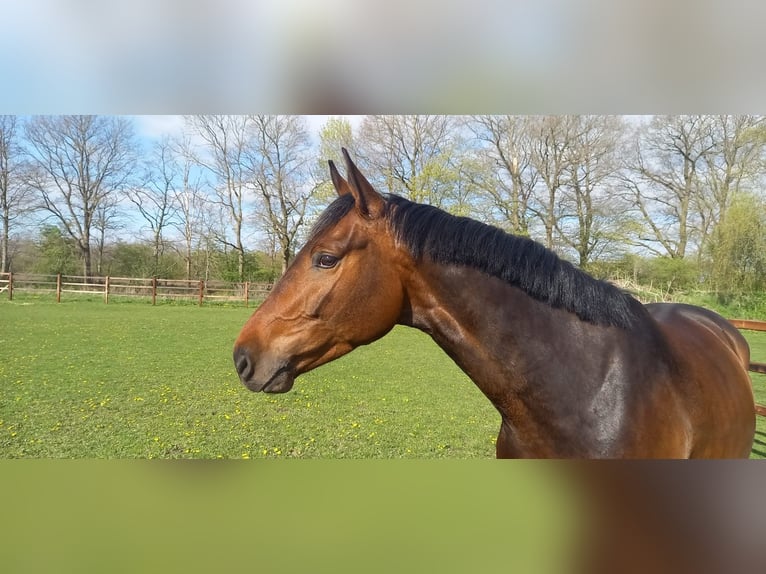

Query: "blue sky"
<box><xmin>131</xmin><ymin>115</ymin><xmax>364</xmax><ymax>147</ymax></box>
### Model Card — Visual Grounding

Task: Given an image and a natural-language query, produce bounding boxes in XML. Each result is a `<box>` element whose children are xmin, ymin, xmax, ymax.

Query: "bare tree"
<box><xmin>172</xmin><ymin>135</ymin><xmax>209</xmax><ymax>280</ymax></box>
<box><xmin>528</xmin><ymin>115</ymin><xmax>577</xmax><ymax>249</ymax></box>
<box><xmin>465</xmin><ymin>115</ymin><xmax>537</xmax><ymax>235</ymax></box>
<box><xmin>24</xmin><ymin>115</ymin><xmax>137</xmax><ymax>277</ymax></box>
<box><xmin>130</xmin><ymin>135</ymin><xmax>182</xmax><ymax>274</ymax></box>
<box><xmin>248</xmin><ymin>115</ymin><xmax>317</xmax><ymax>274</ymax></box>
<box><xmin>556</xmin><ymin>115</ymin><xmax>628</xmax><ymax>267</ymax></box>
<box><xmin>1</xmin><ymin>116</ymin><xmax>34</xmax><ymax>272</ymax></box>
<box><xmin>185</xmin><ymin>115</ymin><xmax>254</xmax><ymax>281</ymax></box>
<box><xmin>619</xmin><ymin>115</ymin><xmax>715</xmax><ymax>259</ymax></box>
<box><xmin>92</xmin><ymin>194</ymin><xmax>122</xmax><ymax>275</ymax></box>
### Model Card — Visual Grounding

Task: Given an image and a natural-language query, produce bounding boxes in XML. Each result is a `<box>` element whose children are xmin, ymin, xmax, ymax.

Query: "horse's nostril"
<box><xmin>233</xmin><ymin>346</ymin><xmax>254</xmax><ymax>381</ymax></box>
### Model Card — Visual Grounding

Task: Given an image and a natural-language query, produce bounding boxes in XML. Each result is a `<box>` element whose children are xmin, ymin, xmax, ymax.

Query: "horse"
<box><xmin>233</xmin><ymin>148</ymin><xmax>756</xmax><ymax>458</ymax></box>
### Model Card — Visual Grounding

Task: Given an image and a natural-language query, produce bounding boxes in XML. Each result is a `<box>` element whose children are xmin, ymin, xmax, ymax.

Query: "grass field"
<box><xmin>1</xmin><ymin>297</ymin><xmax>764</xmax><ymax>458</ymax></box>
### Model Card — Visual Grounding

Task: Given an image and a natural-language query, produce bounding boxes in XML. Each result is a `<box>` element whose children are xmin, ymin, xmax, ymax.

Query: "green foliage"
<box><xmin>33</xmin><ymin>225</ymin><xmax>79</xmax><ymax>275</ymax></box>
<box><xmin>250</xmin><ymin>251</ymin><xmax>281</xmax><ymax>282</ymax></box>
<box><xmin>635</xmin><ymin>256</ymin><xmax>701</xmax><ymax>292</ymax></box>
<box><xmin>315</xmin><ymin>117</ymin><xmax>355</xmax><ymax>205</ymax></box>
<box><xmin>105</xmin><ymin>242</ymin><xmax>163</xmax><ymax>277</ymax></box>
<box><xmin>708</xmin><ymin>193</ymin><xmax>766</xmax><ymax>295</ymax></box>
<box><xmin>16</xmin><ymin>230</ymin><xmax>283</xmax><ymax>283</ymax></box>
<box><xmin>581</xmin><ymin>255</ymin><xmax>638</xmax><ymax>280</ymax></box>
<box><xmin>595</xmin><ymin>253</ymin><xmax>701</xmax><ymax>293</ymax></box>
<box><xmin>212</xmin><ymin>249</ymin><xmax>278</xmax><ymax>283</ymax></box>
<box><xmin>214</xmin><ymin>249</ymin><xmax>247</xmax><ymax>282</ymax></box>
<box><xmin>414</xmin><ymin>155</ymin><xmax>463</xmax><ymax>212</ymax></box>
<box><xmin>675</xmin><ymin>291</ymin><xmax>766</xmax><ymax>322</ymax></box>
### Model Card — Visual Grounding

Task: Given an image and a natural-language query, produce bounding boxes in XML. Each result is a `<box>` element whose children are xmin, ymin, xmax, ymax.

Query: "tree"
<box><xmin>130</xmin><ymin>135</ymin><xmax>182</xmax><ymax>275</ymax></box>
<box><xmin>314</xmin><ymin>117</ymin><xmax>356</xmax><ymax>206</ymax></box>
<box><xmin>185</xmin><ymin>115</ymin><xmax>254</xmax><ymax>281</ymax></box>
<box><xmin>618</xmin><ymin>115</ymin><xmax>715</xmax><ymax>259</ymax></box>
<box><xmin>356</xmin><ymin>115</ymin><xmax>463</xmax><ymax>211</ymax></box>
<box><xmin>92</xmin><ymin>195</ymin><xmax>122</xmax><ymax>276</ymax></box>
<box><xmin>708</xmin><ymin>193</ymin><xmax>766</xmax><ymax>294</ymax></box>
<box><xmin>465</xmin><ymin>115</ymin><xmax>537</xmax><ymax>235</ymax></box>
<box><xmin>697</xmin><ymin>115</ymin><xmax>766</xmax><ymax>244</ymax></box>
<box><xmin>555</xmin><ymin>115</ymin><xmax>628</xmax><ymax>267</ymax></box>
<box><xmin>527</xmin><ymin>115</ymin><xmax>576</xmax><ymax>249</ymax></box>
<box><xmin>0</xmin><ymin>115</ymin><xmax>33</xmax><ymax>272</ymax></box>
<box><xmin>24</xmin><ymin>115</ymin><xmax>137</xmax><ymax>277</ymax></box>
<box><xmin>171</xmin><ymin>135</ymin><xmax>210</xmax><ymax>280</ymax></box>
<box><xmin>105</xmin><ymin>242</ymin><xmax>159</xmax><ymax>278</ymax></box>
<box><xmin>248</xmin><ymin>115</ymin><xmax>317</xmax><ymax>274</ymax></box>
<box><xmin>34</xmin><ymin>225</ymin><xmax>79</xmax><ymax>274</ymax></box>
<box><xmin>318</xmin><ymin>117</ymin><xmax>355</xmax><ymax>169</ymax></box>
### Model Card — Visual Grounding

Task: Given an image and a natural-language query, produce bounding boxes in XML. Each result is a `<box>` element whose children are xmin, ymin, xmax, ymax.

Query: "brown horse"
<box><xmin>233</xmin><ymin>149</ymin><xmax>756</xmax><ymax>458</ymax></box>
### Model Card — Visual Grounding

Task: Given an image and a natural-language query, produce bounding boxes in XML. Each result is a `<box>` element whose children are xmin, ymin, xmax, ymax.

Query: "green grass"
<box><xmin>1</xmin><ymin>299</ymin><xmax>764</xmax><ymax>458</ymax></box>
<box><xmin>745</xmin><ymin>331</ymin><xmax>766</xmax><ymax>458</ymax></box>
<box><xmin>0</xmin><ymin>299</ymin><xmax>496</xmax><ymax>458</ymax></box>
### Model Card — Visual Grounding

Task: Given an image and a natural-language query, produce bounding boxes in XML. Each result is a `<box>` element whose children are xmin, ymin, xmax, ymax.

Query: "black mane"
<box><xmin>311</xmin><ymin>194</ymin><xmax>642</xmax><ymax>329</ymax></box>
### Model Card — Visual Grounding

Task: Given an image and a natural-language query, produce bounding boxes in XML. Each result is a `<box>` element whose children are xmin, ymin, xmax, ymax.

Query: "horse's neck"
<box><xmin>403</xmin><ymin>264</ymin><xmax>524</xmax><ymax>390</ymax></box>
<box><xmin>401</xmin><ymin>262</ymin><xmax>623</xmax><ymax>456</ymax></box>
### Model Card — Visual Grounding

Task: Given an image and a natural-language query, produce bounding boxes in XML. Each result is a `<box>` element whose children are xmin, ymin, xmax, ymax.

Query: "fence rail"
<box><xmin>0</xmin><ymin>272</ymin><xmax>273</xmax><ymax>307</ymax></box>
<box><xmin>729</xmin><ymin>319</ymin><xmax>766</xmax><ymax>417</ymax></box>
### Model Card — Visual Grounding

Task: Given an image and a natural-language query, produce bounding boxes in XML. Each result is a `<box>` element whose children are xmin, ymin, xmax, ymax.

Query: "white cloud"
<box><xmin>132</xmin><ymin>115</ymin><xmax>186</xmax><ymax>141</ymax></box>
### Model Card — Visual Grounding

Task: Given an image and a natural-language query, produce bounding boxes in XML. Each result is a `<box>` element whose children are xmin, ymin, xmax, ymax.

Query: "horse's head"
<box><xmin>233</xmin><ymin>149</ymin><xmax>407</xmax><ymax>393</ymax></box>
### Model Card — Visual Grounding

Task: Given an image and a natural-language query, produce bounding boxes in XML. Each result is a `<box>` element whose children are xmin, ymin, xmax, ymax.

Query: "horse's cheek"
<box><xmin>353</xmin><ymin>266</ymin><xmax>403</xmax><ymax>336</ymax></box>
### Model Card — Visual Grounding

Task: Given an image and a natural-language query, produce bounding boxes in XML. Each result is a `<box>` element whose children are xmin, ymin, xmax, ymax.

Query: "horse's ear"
<box><xmin>328</xmin><ymin>160</ymin><xmax>353</xmax><ymax>197</ymax></box>
<box><xmin>341</xmin><ymin>148</ymin><xmax>385</xmax><ymax>219</ymax></box>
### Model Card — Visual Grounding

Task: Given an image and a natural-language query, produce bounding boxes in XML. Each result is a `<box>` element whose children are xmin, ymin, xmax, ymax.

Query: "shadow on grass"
<box><xmin>751</xmin><ymin>430</ymin><xmax>766</xmax><ymax>458</ymax></box>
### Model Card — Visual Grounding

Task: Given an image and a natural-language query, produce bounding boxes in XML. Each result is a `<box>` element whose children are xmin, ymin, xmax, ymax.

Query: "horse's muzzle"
<box><xmin>233</xmin><ymin>345</ymin><xmax>295</xmax><ymax>393</ymax></box>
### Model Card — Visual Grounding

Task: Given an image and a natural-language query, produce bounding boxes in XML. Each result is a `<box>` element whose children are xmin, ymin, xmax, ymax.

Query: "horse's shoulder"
<box><xmin>645</xmin><ymin>302</ymin><xmax>731</xmax><ymax>330</ymax></box>
<box><xmin>645</xmin><ymin>302</ymin><xmax>748</xmax><ymax>364</ymax></box>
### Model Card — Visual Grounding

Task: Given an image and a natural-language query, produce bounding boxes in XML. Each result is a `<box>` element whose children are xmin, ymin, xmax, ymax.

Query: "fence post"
<box><xmin>152</xmin><ymin>277</ymin><xmax>157</xmax><ymax>306</ymax></box>
<box><xmin>198</xmin><ymin>280</ymin><xmax>204</xmax><ymax>306</ymax></box>
<box><xmin>56</xmin><ymin>273</ymin><xmax>62</xmax><ymax>303</ymax></box>
<box><xmin>8</xmin><ymin>272</ymin><xmax>12</xmax><ymax>301</ymax></box>
<box><xmin>104</xmin><ymin>276</ymin><xmax>110</xmax><ymax>304</ymax></box>
<box><xmin>244</xmin><ymin>281</ymin><xmax>250</xmax><ymax>307</ymax></box>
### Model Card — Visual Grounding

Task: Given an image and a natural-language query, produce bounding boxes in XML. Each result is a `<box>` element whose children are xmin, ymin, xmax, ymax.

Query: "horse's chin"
<box><xmin>244</xmin><ymin>369</ymin><xmax>295</xmax><ymax>393</ymax></box>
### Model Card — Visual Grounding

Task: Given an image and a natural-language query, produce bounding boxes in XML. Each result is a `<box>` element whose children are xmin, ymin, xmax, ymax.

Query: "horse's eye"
<box><xmin>315</xmin><ymin>253</ymin><xmax>339</xmax><ymax>269</ymax></box>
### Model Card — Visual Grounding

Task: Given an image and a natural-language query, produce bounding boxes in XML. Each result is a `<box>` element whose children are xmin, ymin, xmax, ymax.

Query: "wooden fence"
<box><xmin>0</xmin><ymin>272</ymin><xmax>273</xmax><ymax>306</ymax></box>
<box><xmin>729</xmin><ymin>319</ymin><xmax>766</xmax><ymax>417</ymax></box>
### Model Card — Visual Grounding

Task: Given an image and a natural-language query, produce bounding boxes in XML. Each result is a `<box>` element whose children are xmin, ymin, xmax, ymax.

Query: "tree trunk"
<box><xmin>82</xmin><ymin>245</ymin><xmax>92</xmax><ymax>279</ymax></box>
<box><xmin>185</xmin><ymin>245</ymin><xmax>192</xmax><ymax>280</ymax></box>
<box><xmin>1</xmin><ymin>206</ymin><xmax>8</xmax><ymax>272</ymax></box>
<box><xmin>153</xmin><ymin>229</ymin><xmax>162</xmax><ymax>274</ymax></box>
<box><xmin>281</xmin><ymin>249</ymin><xmax>290</xmax><ymax>275</ymax></box>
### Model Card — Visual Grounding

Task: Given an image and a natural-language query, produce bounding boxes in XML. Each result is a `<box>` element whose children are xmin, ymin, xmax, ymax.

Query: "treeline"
<box><xmin>2</xmin><ymin>115</ymin><xmax>766</xmax><ymax>295</ymax></box>
<box><xmin>8</xmin><ymin>225</ymin><xmax>281</xmax><ymax>282</ymax></box>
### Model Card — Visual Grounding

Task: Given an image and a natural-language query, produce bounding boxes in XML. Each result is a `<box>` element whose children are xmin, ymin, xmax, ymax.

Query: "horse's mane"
<box><xmin>310</xmin><ymin>193</ymin><xmax>643</xmax><ymax>329</ymax></box>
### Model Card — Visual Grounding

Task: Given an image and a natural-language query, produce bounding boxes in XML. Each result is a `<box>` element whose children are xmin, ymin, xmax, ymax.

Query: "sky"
<box><xmin>110</xmin><ymin>115</ymin><xmax>367</xmax><ymax>248</ymax></box>
<box><xmin>131</xmin><ymin>115</ymin><xmax>364</xmax><ymax>146</ymax></box>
